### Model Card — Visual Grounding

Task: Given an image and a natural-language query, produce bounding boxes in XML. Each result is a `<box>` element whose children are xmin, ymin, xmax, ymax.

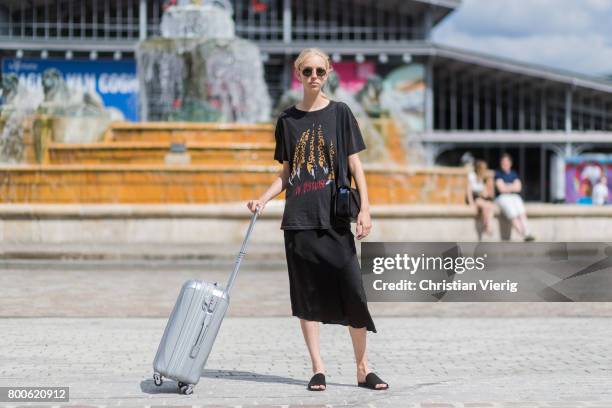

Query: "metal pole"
<box><xmin>461</xmin><ymin>75</ymin><xmax>468</xmax><ymax>129</ymax></box>
<box><xmin>577</xmin><ymin>92</ymin><xmax>583</xmax><ymax>131</ymax></box>
<box><xmin>424</xmin><ymin>5</ymin><xmax>432</xmax><ymax>39</ymax></box>
<box><xmin>565</xmin><ymin>87</ymin><xmax>573</xmax><ymax>133</ymax></box>
<box><xmin>45</xmin><ymin>0</ymin><xmax>49</xmax><ymax>39</ymax></box>
<box><xmin>484</xmin><ymin>79</ymin><xmax>491</xmax><ymax>130</ymax></box>
<box><xmin>439</xmin><ymin>72</ymin><xmax>446</xmax><ymax>130</ymax></box>
<box><xmin>530</xmin><ymin>86</ymin><xmax>536</xmax><ymax>130</ymax></box>
<box><xmin>496</xmin><ymin>78</ymin><xmax>502</xmax><ymax>130</ymax></box>
<box><xmin>139</xmin><ymin>0</ymin><xmax>147</xmax><ymax>40</ymax></box>
<box><xmin>283</xmin><ymin>0</ymin><xmax>291</xmax><ymax>44</ymax></box>
<box><xmin>473</xmin><ymin>74</ymin><xmax>480</xmax><ymax>130</ymax></box>
<box><xmin>56</xmin><ymin>0</ymin><xmax>61</xmax><ymax>39</ymax></box>
<box><xmin>540</xmin><ymin>87</ymin><xmax>547</xmax><ymax>130</ymax></box>
<box><xmin>600</xmin><ymin>94</ymin><xmax>605</xmax><ymax>131</ymax></box>
<box><xmin>92</xmin><ymin>0</ymin><xmax>97</xmax><ymax>39</ymax></box>
<box><xmin>81</xmin><ymin>0</ymin><xmax>85</xmax><ymax>39</ymax></box>
<box><xmin>507</xmin><ymin>79</ymin><xmax>513</xmax><ymax>130</ymax></box>
<box><xmin>425</xmin><ymin>57</ymin><xmax>434</xmax><ymax>133</ymax></box>
<box><xmin>540</xmin><ymin>145</ymin><xmax>546</xmax><ymax>202</ymax></box>
<box><xmin>450</xmin><ymin>70</ymin><xmax>457</xmax><ymax>130</ymax></box>
<box><xmin>519</xmin><ymin>144</ymin><xmax>525</xmax><ymax>181</ymax></box>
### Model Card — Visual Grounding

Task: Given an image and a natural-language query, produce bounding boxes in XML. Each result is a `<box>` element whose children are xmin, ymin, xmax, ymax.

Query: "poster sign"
<box><xmin>565</xmin><ymin>154</ymin><xmax>611</xmax><ymax>204</ymax></box>
<box><xmin>2</xmin><ymin>58</ymin><xmax>139</xmax><ymax>121</ymax></box>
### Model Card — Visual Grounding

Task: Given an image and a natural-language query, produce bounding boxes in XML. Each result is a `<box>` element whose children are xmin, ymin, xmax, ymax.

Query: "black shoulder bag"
<box><xmin>333</xmin><ymin>104</ymin><xmax>361</xmax><ymax>223</ymax></box>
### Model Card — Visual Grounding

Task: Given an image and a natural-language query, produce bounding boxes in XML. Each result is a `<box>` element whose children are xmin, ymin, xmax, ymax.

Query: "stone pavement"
<box><xmin>2</xmin><ymin>265</ymin><xmax>612</xmax><ymax>318</ymax></box>
<box><xmin>1</xmin><ymin>317</ymin><xmax>612</xmax><ymax>407</ymax></box>
<box><xmin>1</xmin><ymin>262</ymin><xmax>612</xmax><ymax>407</ymax></box>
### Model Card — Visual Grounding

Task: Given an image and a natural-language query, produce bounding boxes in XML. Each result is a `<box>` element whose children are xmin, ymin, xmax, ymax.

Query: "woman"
<box><xmin>247</xmin><ymin>48</ymin><xmax>388</xmax><ymax>392</ymax></box>
<box><xmin>466</xmin><ymin>159</ymin><xmax>495</xmax><ymax>236</ymax></box>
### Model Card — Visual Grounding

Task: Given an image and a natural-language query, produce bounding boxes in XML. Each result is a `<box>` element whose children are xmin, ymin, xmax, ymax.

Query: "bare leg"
<box><xmin>477</xmin><ymin>200</ymin><xmax>494</xmax><ymax>235</ymax></box>
<box><xmin>519</xmin><ymin>213</ymin><xmax>531</xmax><ymax>234</ymax></box>
<box><xmin>348</xmin><ymin>326</ymin><xmax>387</xmax><ymax>389</ymax></box>
<box><xmin>511</xmin><ymin>217</ymin><xmax>526</xmax><ymax>236</ymax></box>
<box><xmin>300</xmin><ymin>319</ymin><xmax>326</xmax><ymax>390</ymax></box>
<box><xmin>483</xmin><ymin>203</ymin><xmax>494</xmax><ymax>234</ymax></box>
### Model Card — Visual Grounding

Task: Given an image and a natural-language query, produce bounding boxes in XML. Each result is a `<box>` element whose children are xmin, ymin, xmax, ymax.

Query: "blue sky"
<box><xmin>432</xmin><ymin>0</ymin><xmax>612</xmax><ymax>79</ymax></box>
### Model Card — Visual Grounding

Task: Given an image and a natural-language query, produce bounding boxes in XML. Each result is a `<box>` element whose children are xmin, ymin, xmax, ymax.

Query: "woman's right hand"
<box><xmin>247</xmin><ymin>199</ymin><xmax>265</xmax><ymax>214</ymax></box>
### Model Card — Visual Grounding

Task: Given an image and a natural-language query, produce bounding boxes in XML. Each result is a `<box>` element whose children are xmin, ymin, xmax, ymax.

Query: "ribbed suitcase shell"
<box><xmin>153</xmin><ymin>280</ymin><xmax>229</xmax><ymax>385</ymax></box>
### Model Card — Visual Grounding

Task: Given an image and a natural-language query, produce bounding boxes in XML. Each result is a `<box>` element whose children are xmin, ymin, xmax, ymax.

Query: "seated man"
<box><xmin>494</xmin><ymin>153</ymin><xmax>535</xmax><ymax>242</ymax></box>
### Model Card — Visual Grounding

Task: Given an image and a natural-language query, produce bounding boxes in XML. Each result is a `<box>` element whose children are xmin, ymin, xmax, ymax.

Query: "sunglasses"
<box><xmin>301</xmin><ymin>67</ymin><xmax>327</xmax><ymax>78</ymax></box>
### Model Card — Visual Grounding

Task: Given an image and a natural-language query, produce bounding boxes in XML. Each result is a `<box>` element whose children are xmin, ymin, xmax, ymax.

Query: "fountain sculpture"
<box><xmin>137</xmin><ymin>0</ymin><xmax>271</xmax><ymax>123</ymax></box>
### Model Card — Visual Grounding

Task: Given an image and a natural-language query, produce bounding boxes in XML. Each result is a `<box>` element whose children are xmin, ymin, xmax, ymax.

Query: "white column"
<box><xmin>139</xmin><ymin>0</ymin><xmax>147</xmax><ymax>41</ymax></box>
<box><xmin>283</xmin><ymin>0</ymin><xmax>291</xmax><ymax>44</ymax></box>
<box><xmin>565</xmin><ymin>87</ymin><xmax>573</xmax><ymax>133</ymax></box>
<box><xmin>549</xmin><ymin>150</ymin><xmax>566</xmax><ymax>202</ymax></box>
<box><xmin>425</xmin><ymin>57</ymin><xmax>434</xmax><ymax>133</ymax></box>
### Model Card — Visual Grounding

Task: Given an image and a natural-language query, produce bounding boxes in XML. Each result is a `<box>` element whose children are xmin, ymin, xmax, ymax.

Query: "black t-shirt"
<box><xmin>274</xmin><ymin>100</ymin><xmax>366</xmax><ymax>230</ymax></box>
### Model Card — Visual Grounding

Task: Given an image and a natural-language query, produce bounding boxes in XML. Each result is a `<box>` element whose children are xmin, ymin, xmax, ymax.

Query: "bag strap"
<box><xmin>335</xmin><ymin>102</ymin><xmax>351</xmax><ymax>189</ymax></box>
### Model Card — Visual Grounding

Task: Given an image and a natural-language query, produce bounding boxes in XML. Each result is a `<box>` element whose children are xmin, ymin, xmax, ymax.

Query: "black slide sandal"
<box><xmin>307</xmin><ymin>373</ymin><xmax>326</xmax><ymax>391</ymax></box>
<box><xmin>358</xmin><ymin>372</ymin><xmax>389</xmax><ymax>390</ymax></box>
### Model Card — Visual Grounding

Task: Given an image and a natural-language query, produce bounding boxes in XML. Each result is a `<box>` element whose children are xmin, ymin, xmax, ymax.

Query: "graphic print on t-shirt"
<box><xmin>289</xmin><ymin>122</ymin><xmax>336</xmax><ymax>197</ymax></box>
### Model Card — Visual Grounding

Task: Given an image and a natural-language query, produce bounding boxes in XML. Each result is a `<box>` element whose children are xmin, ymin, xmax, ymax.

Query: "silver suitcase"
<box><xmin>152</xmin><ymin>206</ymin><xmax>260</xmax><ymax>395</ymax></box>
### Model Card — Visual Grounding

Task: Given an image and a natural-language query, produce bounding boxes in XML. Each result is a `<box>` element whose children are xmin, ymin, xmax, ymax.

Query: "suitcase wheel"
<box><xmin>179</xmin><ymin>383</ymin><xmax>194</xmax><ymax>395</ymax></box>
<box><xmin>153</xmin><ymin>372</ymin><xmax>163</xmax><ymax>386</ymax></box>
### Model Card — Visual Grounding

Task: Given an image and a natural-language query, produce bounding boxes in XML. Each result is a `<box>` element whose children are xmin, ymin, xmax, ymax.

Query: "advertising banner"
<box><xmin>2</xmin><ymin>58</ymin><xmax>139</xmax><ymax>121</ymax></box>
<box><xmin>565</xmin><ymin>154</ymin><xmax>611</xmax><ymax>204</ymax></box>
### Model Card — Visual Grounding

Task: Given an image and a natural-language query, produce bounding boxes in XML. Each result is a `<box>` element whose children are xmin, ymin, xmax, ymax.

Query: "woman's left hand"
<box><xmin>356</xmin><ymin>210</ymin><xmax>372</xmax><ymax>240</ymax></box>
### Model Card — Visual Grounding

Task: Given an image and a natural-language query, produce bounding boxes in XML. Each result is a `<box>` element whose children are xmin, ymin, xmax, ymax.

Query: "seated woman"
<box><xmin>466</xmin><ymin>159</ymin><xmax>495</xmax><ymax>236</ymax></box>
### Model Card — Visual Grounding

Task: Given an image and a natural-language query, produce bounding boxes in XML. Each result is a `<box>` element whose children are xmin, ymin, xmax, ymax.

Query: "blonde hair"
<box><xmin>475</xmin><ymin>160</ymin><xmax>489</xmax><ymax>180</ymax></box>
<box><xmin>294</xmin><ymin>48</ymin><xmax>333</xmax><ymax>100</ymax></box>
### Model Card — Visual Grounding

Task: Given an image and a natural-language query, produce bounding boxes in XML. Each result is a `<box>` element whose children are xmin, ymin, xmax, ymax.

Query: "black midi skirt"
<box><xmin>283</xmin><ymin>225</ymin><xmax>377</xmax><ymax>333</ymax></box>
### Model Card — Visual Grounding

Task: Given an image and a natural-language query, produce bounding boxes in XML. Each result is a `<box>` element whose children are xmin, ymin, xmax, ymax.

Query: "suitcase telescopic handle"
<box><xmin>225</xmin><ymin>204</ymin><xmax>261</xmax><ymax>294</ymax></box>
<box><xmin>191</xmin><ymin>207</ymin><xmax>260</xmax><ymax>358</ymax></box>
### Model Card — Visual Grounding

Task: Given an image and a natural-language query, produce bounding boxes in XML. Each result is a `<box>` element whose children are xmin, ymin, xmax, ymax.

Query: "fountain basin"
<box><xmin>2</xmin><ymin>119</ymin><xmax>465</xmax><ymax>204</ymax></box>
<box><xmin>106</xmin><ymin>121</ymin><xmax>275</xmax><ymax>144</ymax></box>
<box><xmin>47</xmin><ymin>142</ymin><xmax>276</xmax><ymax>165</ymax></box>
<box><xmin>0</xmin><ymin>164</ymin><xmax>466</xmax><ymax>204</ymax></box>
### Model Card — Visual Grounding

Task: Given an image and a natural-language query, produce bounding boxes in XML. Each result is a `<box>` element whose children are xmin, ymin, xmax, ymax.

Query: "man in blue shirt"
<box><xmin>494</xmin><ymin>153</ymin><xmax>535</xmax><ymax>241</ymax></box>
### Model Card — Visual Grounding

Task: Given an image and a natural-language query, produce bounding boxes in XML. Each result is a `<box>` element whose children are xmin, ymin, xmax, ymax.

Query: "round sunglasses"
<box><xmin>301</xmin><ymin>67</ymin><xmax>327</xmax><ymax>78</ymax></box>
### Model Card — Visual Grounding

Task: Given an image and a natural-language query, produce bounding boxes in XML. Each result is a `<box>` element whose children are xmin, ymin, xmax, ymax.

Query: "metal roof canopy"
<box><xmin>257</xmin><ymin>41</ymin><xmax>612</xmax><ymax>95</ymax></box>
<box><xmin>353</xmin><ymin>0</ymin><xmax>460</xmax><ymax>25</ymax></box>
<box><xmin>431</xmin><ymin>44</ymin><xmax>612</xmax><ymax>94</ymax></box>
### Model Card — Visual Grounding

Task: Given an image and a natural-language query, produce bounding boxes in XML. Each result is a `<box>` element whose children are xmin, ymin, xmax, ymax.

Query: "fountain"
<box><xmin>0</xmin><ymin>68</ymin><xmax>123</xmax><ymax>164</ymax></box>
<box><xmin>379</xmin><ymin>64</ymin><xmax>428</xmax><ymax>165</ymax></box>
<box><xmin>36</xmin><ymin>68</ymin><xmax>123</xmax><ymax>145</ymax></box>
<box><xmin>136</xmin><ymin>0</ymin><xmax>271</xmax><ymax>123</ymax></box>
<box><xmin>0</xmin><ymin>73</ymin><xmax>40</xmax><ymax>163</ymax></box>
<box><xmin>0</xmin><ymin>1</ymin><xmax>466</xmax><ymax>205</ymax></box>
